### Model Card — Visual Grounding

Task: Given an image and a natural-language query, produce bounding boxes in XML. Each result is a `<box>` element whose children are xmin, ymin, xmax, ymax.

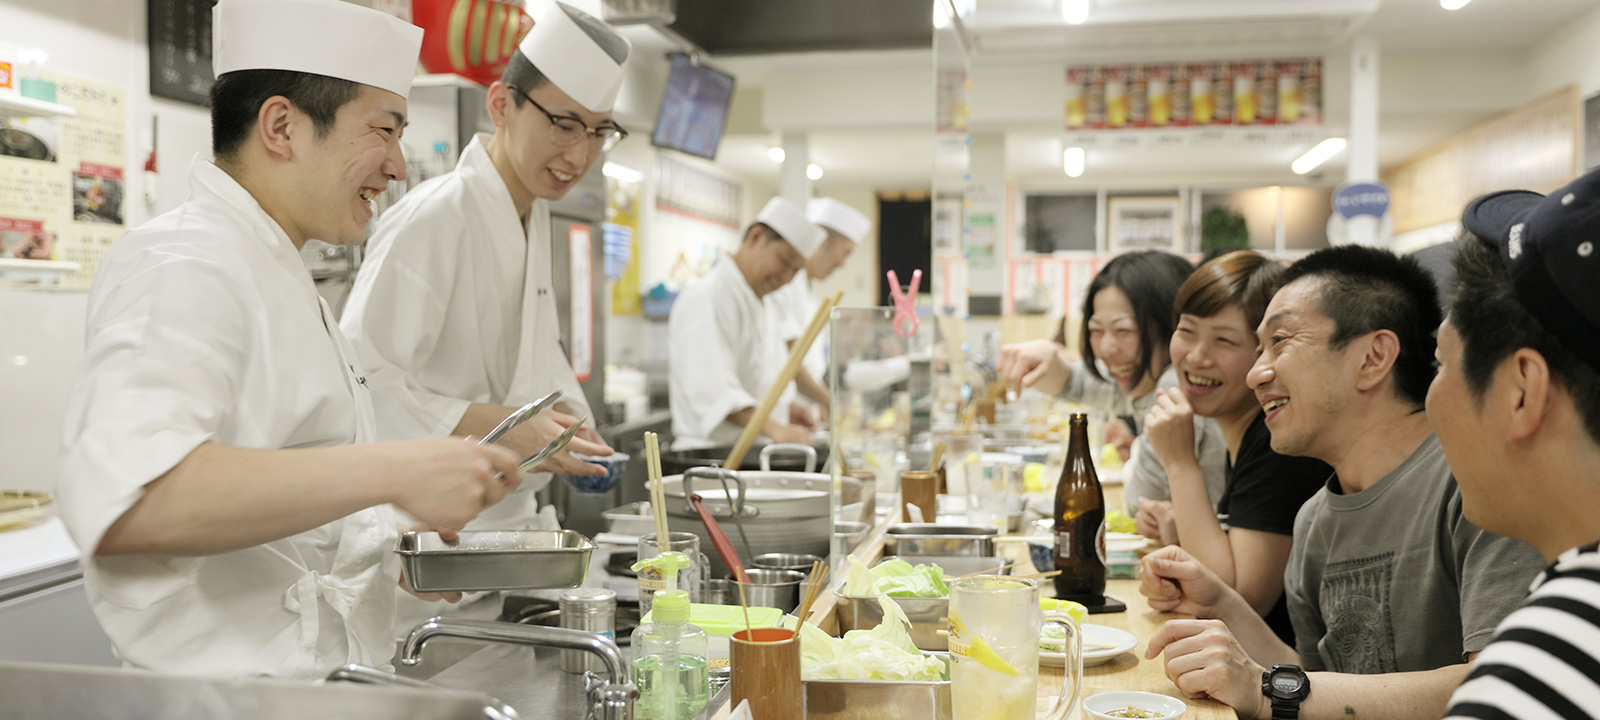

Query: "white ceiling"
<box><xmin>686</xmin><ymin>0</ymin><xmax>1599</xmax><ymax>190</ymax></box>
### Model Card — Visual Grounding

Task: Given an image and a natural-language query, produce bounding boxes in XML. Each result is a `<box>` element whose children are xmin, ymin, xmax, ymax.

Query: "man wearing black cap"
<box><xmin>1432</xmin><ymin>173</ymin><xmax>1600</xmax><ymax>720</ymax></box>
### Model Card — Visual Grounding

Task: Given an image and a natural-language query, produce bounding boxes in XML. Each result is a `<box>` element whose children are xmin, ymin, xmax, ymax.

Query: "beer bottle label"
<box><xmin>1096</xmin><ymin>521</ymin><xmax>1108</xmax><ymax>565</ymax></box>
<box><xmin>1055</xmin><ymin>530</ymin><xmax>1072</xmax><ymax>559</ymax></box>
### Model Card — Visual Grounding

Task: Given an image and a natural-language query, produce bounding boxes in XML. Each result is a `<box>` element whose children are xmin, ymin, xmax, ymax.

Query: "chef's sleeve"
<box><xmin>669</xmin><ymin>294</ymin><xmax>758</xmax><ymax>441</ymax></box>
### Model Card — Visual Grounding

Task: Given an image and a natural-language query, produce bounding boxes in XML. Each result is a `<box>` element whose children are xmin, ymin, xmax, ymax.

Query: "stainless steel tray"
<box><xmin>395</xmin><ymin>530</ymin><xmax>595</xmax><ymax>593</ymax></box>
<box><xmin>833</xmin><ymin>556</ymin><xmax>1009</xmax><ymax>651</ymax></box>
<box><xmin>803</xmin><ymin>654</ymin><xmax>951</xmax><ymax>720</ymax></box>
<box><xmin>884</xmin><ymin>524</ymin><xmax>998</xmax><ymax>557</ymax></box>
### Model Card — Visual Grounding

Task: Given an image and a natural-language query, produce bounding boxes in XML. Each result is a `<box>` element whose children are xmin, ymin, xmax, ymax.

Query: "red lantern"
<box><xmin>413</xmin><ymin>0</ymin><xmax>533</xmax><ymax>86</ymax></box>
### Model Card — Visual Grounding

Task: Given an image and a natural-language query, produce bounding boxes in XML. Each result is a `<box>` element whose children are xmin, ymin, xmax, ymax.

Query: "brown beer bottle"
<box><xmin>1053</xmin><ymin>412</ymin><xmax>1106</xmax><ymax>600</ymax></box>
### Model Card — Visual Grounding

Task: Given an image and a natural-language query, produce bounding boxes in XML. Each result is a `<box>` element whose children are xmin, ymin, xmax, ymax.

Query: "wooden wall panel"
<box><xmin>1385</xmin><ymin>85</ymin><xmax>1580</xmax><ymax>234</ymax></box>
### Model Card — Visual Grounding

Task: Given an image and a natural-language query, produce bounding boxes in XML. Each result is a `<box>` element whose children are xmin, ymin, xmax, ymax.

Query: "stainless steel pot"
<box><xmin>661</xmin><ymin>465</ymin><xmax>859</xmax><ymax>578</ymax></box>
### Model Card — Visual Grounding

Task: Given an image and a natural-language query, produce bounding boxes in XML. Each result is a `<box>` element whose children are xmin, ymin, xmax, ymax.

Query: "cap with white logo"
<box><xmin>517</xmin><ymin>2</ymin><xmax>631</xmax><ymax>112</ymax></box>
<box><xmin>806</xmin><ymin>197</ymin><xmax>872</xmax><ymax>249</ymax></box>
<box><xmin>1462</xmin><ymin>168</ymin><xmax>1600</xmax><ymax>372</ymax></box>
<box><xmin>756</xmin><ymin>197</ymin><xmax>825</xmax><ymax>257</ymax></box>
<box><xmin>213</xmin><ymin>0</ymin><xmax>424</xmax><ymax>99</ymax></box>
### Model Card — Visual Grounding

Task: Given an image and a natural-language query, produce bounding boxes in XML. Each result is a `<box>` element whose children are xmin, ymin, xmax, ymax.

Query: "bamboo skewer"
<box><xmin>928</xmin><ymin>443</ymin><xmax>945</xmax><ymax>473</ymax></box>
<box><xmin>645</xmin><ymin>432</ymin><xmax>670</xmax><ymax>547</ymax></box>
<box><xmin>723</xmin><ymin>290</ymin><xmax>844</xmax><ymax>470</ymax></box>
<box><xmin>795</xmin><ymin>560</ymin><xmax>828</xmax><ymax>627</ymax></box>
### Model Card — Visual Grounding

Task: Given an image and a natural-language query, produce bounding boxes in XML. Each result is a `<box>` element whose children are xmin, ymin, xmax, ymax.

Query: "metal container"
<box><xmin>601</xmin><ymin>501</ymin><xmax>657</xmax><ymax>537</ymax></box>
<box><xmin>833</xmin><ymin>522</ymin><xmax>870</xmax><ymax>552</ymax></box>
<box><xmin>559</xmin><ymin>588</ymin><xmax>617</xmax><ymax>674</ymax></box>
<box><xmin>658</xmin><ymin>442</ymin><xmax>830</xmax><ymax>475</ymax></box>
<box><xmin>733</xmin><ymin>568</ymin><xmax>805</xmax><ymax>612</ymax></box>
<box><xmin>394</xmin><ymin>530</ymin><xmax>596</xmax><ymax>593</ymax></box>
<box><xmin>752</xmin><ymin>553</ymin><xmax>825</xmax><ymax>572</ymax></box>
<box><xmin>663</xmin><ymin>467</ymin><xmax>860</xmax><ymax>578</ymax></box>
<box><xmin>833</xmin><ymin>556</ymin><xmax>1010</xmax><ymax>651</ymax></box>
<box><xmin>803</xmin><ymin>654</ymin><xmax>951</xmax><ymax>720</ymax></box>
<box><xmin>884</xmin><ymin>524</ymin><xmax>998</xmax><ymax>557</ymax></box>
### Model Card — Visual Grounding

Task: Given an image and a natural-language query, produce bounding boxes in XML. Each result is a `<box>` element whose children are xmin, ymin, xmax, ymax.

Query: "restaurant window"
<box><xmin>1023</xmin><ymin>193</ymin><xmax>1097</xmax><ymax>253</ymax></box>
<box><xmin>1199</xmin><ymin>186</ymin><xmax>1332</xmax><ymax>254</ymax></box>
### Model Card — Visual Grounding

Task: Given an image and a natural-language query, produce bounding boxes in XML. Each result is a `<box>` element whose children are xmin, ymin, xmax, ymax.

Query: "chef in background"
<box><xmin>765</xmin><ymin>197</ymin><xmax>871</xmax><ymax>424</ymax></box>
<box><xmin>343</xmin><ymin>1</ymin><xmax>629</xmax><ymax>520</ymax></box>
<box><xmin>669</xmin><ymin>198</ymin><xmax>825</xmax><ymax>450</ymax></box>
<box><xmin>55</xmin><ymin>0</ymin><xmax>523</xmax><ymax>678</ymax></box>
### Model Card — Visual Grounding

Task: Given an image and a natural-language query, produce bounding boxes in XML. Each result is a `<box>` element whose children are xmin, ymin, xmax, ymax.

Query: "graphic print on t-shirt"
<box><xmin>1320</xmin><ymin>551</ymin><xmax>1398</xmax><ymax>673</ymax></box>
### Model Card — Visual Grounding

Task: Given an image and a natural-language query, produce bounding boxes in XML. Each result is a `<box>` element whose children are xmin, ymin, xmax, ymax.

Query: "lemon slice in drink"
<box><xmin>948</xmin><ymin>609</ymin><xmax>1020</xmax><ymax>676</ymax></box>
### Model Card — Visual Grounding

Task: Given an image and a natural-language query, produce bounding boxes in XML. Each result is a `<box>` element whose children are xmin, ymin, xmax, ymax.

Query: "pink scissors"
<box><xmin>887</xmin><ymin>269</ymin><xmax>922</xmax><ymax>338</ymax></box>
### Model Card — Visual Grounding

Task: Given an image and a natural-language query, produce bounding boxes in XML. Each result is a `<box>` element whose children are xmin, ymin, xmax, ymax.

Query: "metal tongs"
<box><xmin>478</xmin><ymin>390</ymin><xmax>589</xmax><ymax>474</ymax></box>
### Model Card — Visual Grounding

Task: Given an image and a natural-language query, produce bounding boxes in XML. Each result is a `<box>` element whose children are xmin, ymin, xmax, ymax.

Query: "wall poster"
<box><xmin>1107</xmin><ymin>196</ymin><xmax>1183</xmax><ymax>255</ymax></box>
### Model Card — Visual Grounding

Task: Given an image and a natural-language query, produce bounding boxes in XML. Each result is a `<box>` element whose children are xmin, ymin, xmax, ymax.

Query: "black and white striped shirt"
<box><xmin>1445</xmin><ymin>541</ymin><xmax>1600</xmax><ymax>720</ymax></box>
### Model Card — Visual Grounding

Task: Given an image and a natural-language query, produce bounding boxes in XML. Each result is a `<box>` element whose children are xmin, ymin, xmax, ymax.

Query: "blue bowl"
<box><xmin>1028</xmin><ymin>542</ymin><xmax>1054</xmax><ymax>574</ymax></box>
<box><xmin>563</xmin><ymin>452</ymin><xmax>630</xmax><ymax>494</ymax></box>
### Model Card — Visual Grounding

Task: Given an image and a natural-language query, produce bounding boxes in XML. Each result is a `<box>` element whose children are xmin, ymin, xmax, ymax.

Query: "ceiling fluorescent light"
<box><xmin>807</xmin><ymin>163</ymin><xmax>824</xmax><ymax>181</ymax></box>
<box><xmin>767</xmin><ymin>146</ymin><xmax>785</xmax><ymax>163</ymax></box>
<box><xmin>1063</xmin><ymin>147</ymin><xmax>1085</xmax><ymax>177</ymax></box>
<box><xmin>1292</xmin><ymin>138</ymin><xmax>1346</xmax><ymax>174</ymax></box>
<box><xmin>602</xmin><ymin>162</ymin><xmax>643</xmax><ymax>183</ymax></box>
<box><xmin>1062</xmin><ymin>0</ymin><xmax>1090</xmax><ymax>24</ymax></box>
<box><xmin>1440</xmin><ymin>0</ymin><xmax>1471</xmax><ymax>9</ymax></box>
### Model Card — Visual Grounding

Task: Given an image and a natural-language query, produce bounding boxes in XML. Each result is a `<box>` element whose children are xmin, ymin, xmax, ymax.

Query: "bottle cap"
<box><xmin>631</xmin><ymin>551</ymin><xmax>692</xmax><ymax>592</ymax></box>
<box><xmin>652</xmin><ymin>589</ymin><xmax>690</xmax><ymax>623</ymax></box>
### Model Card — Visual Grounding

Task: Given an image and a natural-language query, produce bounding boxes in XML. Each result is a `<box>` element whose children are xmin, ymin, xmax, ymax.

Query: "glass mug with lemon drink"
<box><xmin>948</xmin><ymin>576</ymin><xmax>1084</xmax><ymax>720</ymax></box>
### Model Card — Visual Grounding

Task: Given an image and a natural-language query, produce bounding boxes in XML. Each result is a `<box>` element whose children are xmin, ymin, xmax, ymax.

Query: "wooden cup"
<box><xmin>730</xmin><ymin>627</ymin><xmax>802</xmax><ymax>720</ymax></box>
<box><xmin>900</xmin><ymin>471</ymin><xmax>939</xmax><ymax>523</ymax></box>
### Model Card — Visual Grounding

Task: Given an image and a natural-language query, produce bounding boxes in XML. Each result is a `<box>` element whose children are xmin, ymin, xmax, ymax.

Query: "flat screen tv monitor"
<box><xmin>651</xmin><ymin>55</ymin><xmax>736</xmax><ymax>160</ymax></box>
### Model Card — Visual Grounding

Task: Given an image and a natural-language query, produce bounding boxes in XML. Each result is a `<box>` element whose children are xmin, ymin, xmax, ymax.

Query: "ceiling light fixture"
<box><xmin>1292</xmin><ymin>138</ymin><xmax>1347</xmax><ymax>175</ymax></box>
<box><xmin>1062</xmin><ymin>0</ymin><xmax>1090</xmax><ymax>24</ymax></box>
<box><xmin>1440</xmin><ymin>0</ymin><xmax>1471</xmax><ymax>9</ymax></box>
<box><xmin>807</xmin><ymin>163</ymin><xmax>824</xmax><ymax>181</ymax></box>
<box><xmin>1063</xmin><ymin>147</ymin><xmax>1085</xmax><ymax>177</ymax></box>
<box><xmin>602</xmin><ymin>162</ymin><xmax>643</xmax><ymax>183</ymax></box>
<box><xmin>767</xmin><ymin>146</ymin><xmax>785</xmax><ymax>163</ymax></box>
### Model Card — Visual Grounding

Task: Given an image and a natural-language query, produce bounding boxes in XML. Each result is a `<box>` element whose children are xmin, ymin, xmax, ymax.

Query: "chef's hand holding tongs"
<box><xmin>477</xmin><ymin>390</ymin><xmax>612</xmax><ymax>478</ymax></box>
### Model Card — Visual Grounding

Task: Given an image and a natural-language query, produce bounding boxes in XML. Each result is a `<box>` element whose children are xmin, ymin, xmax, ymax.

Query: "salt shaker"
<box><xmin>559</xmin><ymin>587</ymin><xmax>618</xmax><ymax>674</ymax></box>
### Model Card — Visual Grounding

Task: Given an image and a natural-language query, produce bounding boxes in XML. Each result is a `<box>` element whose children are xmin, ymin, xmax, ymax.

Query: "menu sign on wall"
<box><xmin>1066</xmin><ymin>59</ymin><xmax>1321</xmax><ymax>132</ymax></box>
<box><xmin>148</xmin><ymin>0</ymin><xmax>216</xmax><ymax>107</ymax></box>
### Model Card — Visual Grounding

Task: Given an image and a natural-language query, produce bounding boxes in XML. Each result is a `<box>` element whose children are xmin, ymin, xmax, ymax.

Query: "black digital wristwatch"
<box><xmin>1261</xmin><ymin>664</ymin><xmax>1311</xmax><ymax>720</ymax></box>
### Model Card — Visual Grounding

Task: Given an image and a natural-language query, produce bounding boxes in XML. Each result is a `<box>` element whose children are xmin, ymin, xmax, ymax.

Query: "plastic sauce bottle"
<box><xmin>630</xmin><ymin>589</ymin><xmax>709</xmax><ymax>720</ymax></box>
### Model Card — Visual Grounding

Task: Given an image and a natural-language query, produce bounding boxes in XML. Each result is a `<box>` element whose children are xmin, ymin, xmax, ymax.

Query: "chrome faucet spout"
<box><xmin>401</xmin><ymin>618</ymin><xmax>628</xmax><ymax>685</ymax></box>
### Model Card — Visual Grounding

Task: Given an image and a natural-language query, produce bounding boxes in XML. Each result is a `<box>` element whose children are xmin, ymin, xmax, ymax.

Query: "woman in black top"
<box><xmin>1142</xmin><ymin>250</ymin><xmax>1330</xmax><ymax>643</ymax></box>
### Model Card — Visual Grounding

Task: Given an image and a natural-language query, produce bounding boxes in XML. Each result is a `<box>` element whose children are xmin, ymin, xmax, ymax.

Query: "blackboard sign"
<box><xmin>148</xmin><ymin>0</ymin><xmax>216</xmax><ymax>107</ymax></box>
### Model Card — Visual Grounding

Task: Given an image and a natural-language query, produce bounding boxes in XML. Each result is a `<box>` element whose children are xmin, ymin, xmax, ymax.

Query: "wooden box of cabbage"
<box><xmin>832</xmin><ymin>556</ymin><xmax>1010</xmax><ymax>651</ymax></box>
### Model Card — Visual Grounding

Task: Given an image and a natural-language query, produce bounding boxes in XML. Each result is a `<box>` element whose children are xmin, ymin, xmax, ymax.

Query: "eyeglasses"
<box><xmin>508</xmin><ymin>86</ymin><xmax>627</xmax><ymax>153</ymax></box>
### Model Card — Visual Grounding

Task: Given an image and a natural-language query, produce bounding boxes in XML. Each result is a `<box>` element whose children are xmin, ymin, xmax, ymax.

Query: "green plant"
<box><xmin>1200</xmin><ymin>205</ymin><xmax>1250</xmax><ymax>252</ymax></box>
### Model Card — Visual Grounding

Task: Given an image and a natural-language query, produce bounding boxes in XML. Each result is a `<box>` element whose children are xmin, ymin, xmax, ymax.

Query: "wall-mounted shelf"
<box><xmin>0</xmin><ymin>93</ymin><xmax>76</xmax><ymax>120</ymax></box>
<box><xmin>0</xmin><ymin>259</ymin><xmax>81</xmax><ymax>286</ymax></box>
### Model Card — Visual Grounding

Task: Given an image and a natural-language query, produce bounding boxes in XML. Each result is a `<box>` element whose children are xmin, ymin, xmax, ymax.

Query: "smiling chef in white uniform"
<box><xmin>342</xmin><ymin>1</ymin><xmax>628</xmax><ymax>517</ymax></box>
<box><xmin>668</xmin><ymin>197</ymin><xmax>825</xmax><ymax>450</ymax></box>
<box><xmin>54</xmin><ymin>0</ymin><xmax>524</xmax><ymax>679</ymax></box>
<box><xmin>765</xmin><ymin>197</ymin><xmax>871</xmax><ymax>420</ymax></box>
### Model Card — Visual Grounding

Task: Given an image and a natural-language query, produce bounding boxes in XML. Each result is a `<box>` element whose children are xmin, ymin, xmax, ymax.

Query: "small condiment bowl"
<box><xmin>1082</xmin><ymin>691</ymin><xmax>1187</xmax><ymax>720</ymax></box>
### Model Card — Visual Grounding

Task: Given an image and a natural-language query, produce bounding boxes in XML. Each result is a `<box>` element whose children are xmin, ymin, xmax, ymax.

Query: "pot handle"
<box><xmin>759</xmin><ymin>444</ymin><xmax>818</xmax><ymax>473</ymax></box>
<box><xmin>1041</xmin><ymin>610</ymin><xmax>1082</xmax><ymax>720</ymax></box>
<box><xmin>682</xmin><ymin>466</ymin><xmax>749</xmax><ymax>516</ymax></box>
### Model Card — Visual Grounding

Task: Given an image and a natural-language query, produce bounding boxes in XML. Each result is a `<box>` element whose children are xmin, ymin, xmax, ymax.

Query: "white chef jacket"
<box><xmin>342</xmin><ymin>134</ymin><xmax>589</xmax><ymax>523</ymax></box>
<box><xmin>668</xmin><ymin>256</ymin><xmax>791</xmax><ymax>450</ymax></box>
<box><xmin>765</xmin><ymin>269</ymin><xmax>827</xmax><ymax>383</ymax></box>
<box><xmin>56</xmin><ymin>158</ymin><xmax>399</xmax><ymax>679</ymax></box>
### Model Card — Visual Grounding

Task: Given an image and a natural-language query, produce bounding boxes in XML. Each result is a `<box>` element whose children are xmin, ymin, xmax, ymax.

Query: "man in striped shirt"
<box><xmin>1430</xmin><ymin>170</ymin><xmax>1600</xmax><ymax>720</ymax></box>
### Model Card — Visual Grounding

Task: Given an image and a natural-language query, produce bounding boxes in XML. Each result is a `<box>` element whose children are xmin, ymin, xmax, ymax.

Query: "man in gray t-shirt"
<box><xmin>1286</xmin><ymin>433</ymin><xmax>1541</xmax><ymax>673</ymax></box>
<box><xmin>1136</xmin><ymin>246</ymin><xmax>1542</xmax><ymax>720</ymax></box>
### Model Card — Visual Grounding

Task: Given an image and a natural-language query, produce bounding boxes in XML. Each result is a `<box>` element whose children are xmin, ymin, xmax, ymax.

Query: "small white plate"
<box><xmin>1040</xmin><ymin>623</ymin><xmax>1138</xmax><ymax>667</ymax></box>
<box><xmin>1082</xmin><ymin>691</ymin><xmax>1186</xmax><ymax>720</ymax></box>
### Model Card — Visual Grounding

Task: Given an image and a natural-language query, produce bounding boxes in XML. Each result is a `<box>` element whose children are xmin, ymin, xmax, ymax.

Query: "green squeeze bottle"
<box><xmin>630</xmin><ymin>553</ymin><xmax>709</xmax><ymax>720</ymax></box>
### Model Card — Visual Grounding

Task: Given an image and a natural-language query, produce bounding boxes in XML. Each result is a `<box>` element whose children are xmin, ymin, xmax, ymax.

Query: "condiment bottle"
<box><xmin>1053</xmin><ymin>412</ymin><xmax>1106</xmax><ymax>601</ymax></box>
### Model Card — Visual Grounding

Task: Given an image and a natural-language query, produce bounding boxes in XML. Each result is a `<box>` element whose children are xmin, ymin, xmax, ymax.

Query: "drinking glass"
<box><xmin>637</xmin><ymin>532</ymin><xmax>707</xmax><ymax>616</ymax></box>
<box><xmin>934</xmin><ymin>430</ymin><xmax>984</xmax><ymax>495</ymax></box>
<box><xmin>967</xmin><ymin>456</ymin><xmax>1022</xmax><ymax>528</ymax></box>
<box><xmin>948</xmin><ymin>576</ymin><xmax>1082</xmax><ymax>720</ymax></box>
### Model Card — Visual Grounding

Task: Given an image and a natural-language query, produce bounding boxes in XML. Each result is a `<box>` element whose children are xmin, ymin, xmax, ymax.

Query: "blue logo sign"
<box><xmin>1334</xmin><ymin>182</ymin><xmax>1390</xmax><ymax>220</ymax></box>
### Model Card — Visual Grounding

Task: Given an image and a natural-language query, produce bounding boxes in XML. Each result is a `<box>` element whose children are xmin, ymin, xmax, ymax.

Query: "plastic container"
<box><xmin>641</xmin><ymin>602</ymin><xmax>785</xmax><ymax>661</ymax></box>
<box><xmin>631</xmin><ymin>590</ymin><xmax>710</xmax><ymax>720</ymax></box>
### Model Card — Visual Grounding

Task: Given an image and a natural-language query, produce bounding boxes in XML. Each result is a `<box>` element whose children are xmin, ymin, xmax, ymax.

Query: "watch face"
<box><xmin>1273</xmin><ymin>674</ymin><xmax>1301</xmax><ymax>693</ymax></box>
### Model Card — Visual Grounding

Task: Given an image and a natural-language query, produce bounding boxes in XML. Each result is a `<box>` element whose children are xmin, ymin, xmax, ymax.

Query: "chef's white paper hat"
<box><xmin>756</xmin><ymin>197</ymin><xmax>825</xmax><ymax>257</ymax></box>
<box><xmin>517</xmin><ymin>2</ymin><xmax>631</xmax><ymax>112</ymax></box>
<box><xmin>807</xmin><ymin>197</ymin><xmax>872</xmax><ymax>247</ymax></box>
<box><xmin>213</xmin><ymin>0</ymin><xmax>424</xmax><ymax>99</ymax></box>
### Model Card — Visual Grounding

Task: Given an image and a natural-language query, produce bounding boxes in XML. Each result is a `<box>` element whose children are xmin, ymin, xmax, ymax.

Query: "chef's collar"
<box><xmin>212</xmin><ymin>0</ymin><xmax>424</xmax><ymax>99</ymax></box>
